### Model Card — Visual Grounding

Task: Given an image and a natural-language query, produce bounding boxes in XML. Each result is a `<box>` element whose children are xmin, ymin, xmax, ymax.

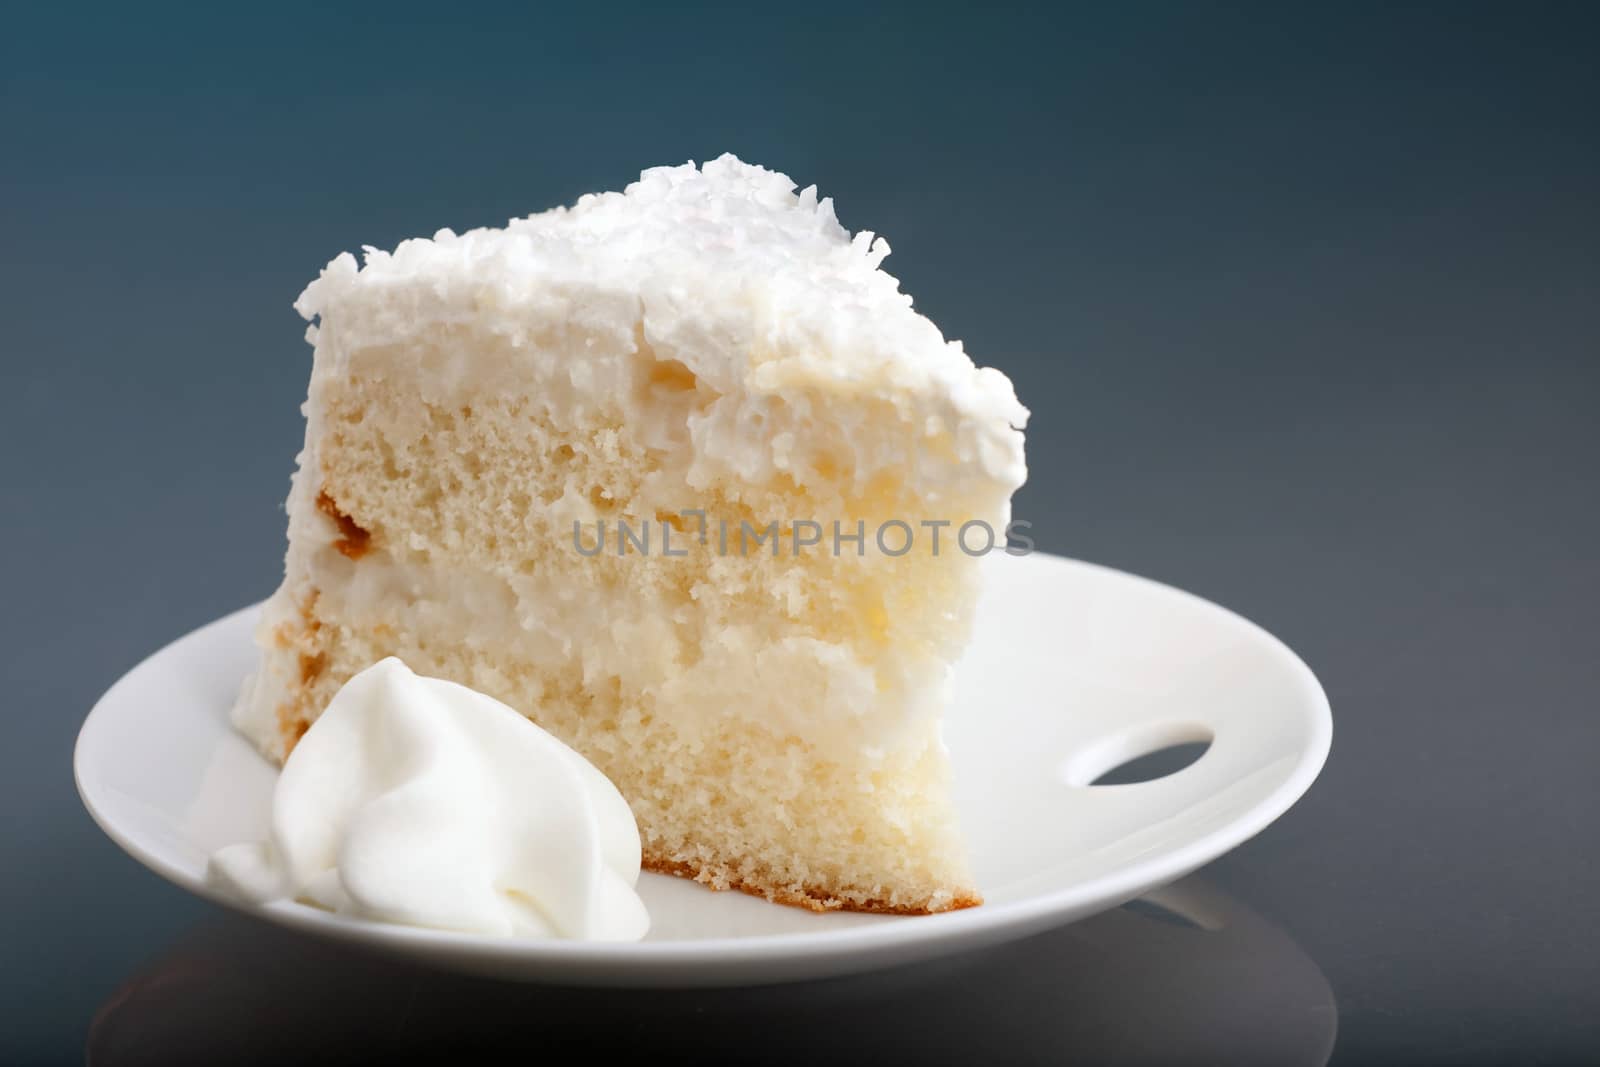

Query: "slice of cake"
<box><xmin>235</xmin><ymin>155</ymin><xmax>1028</xmax><ymax>914</ymax></box>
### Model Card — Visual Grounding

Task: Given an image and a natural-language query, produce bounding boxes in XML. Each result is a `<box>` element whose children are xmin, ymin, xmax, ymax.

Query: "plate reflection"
<box><xmin>89</xmin><ymin>877</ymin><xmax>1335</xmax><ymax>1065</ymax></box>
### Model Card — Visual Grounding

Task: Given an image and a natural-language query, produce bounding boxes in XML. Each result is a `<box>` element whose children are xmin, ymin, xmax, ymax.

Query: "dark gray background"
<box><xmin>3</xmin><ymin>3</ymin><xmax>1596</xmax><ymax>1063</ymax></box>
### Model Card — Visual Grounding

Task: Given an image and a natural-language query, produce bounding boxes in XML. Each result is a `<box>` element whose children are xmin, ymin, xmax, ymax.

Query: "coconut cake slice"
<box><xmin>235</xmin><ymin>155</ymin><xmax>1028</xmax><ymax>913</ymax></box>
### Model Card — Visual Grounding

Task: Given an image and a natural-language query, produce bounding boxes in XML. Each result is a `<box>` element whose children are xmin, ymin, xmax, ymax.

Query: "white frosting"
<box><xmin>210</xmin><ymin>658</ymin><xmax>649</xmax><ymax>941</ymax></box>
<box><xmin>293</xmin><ymin>154</ymin><xmax>1027</xmax><ymax>494</ymax></box>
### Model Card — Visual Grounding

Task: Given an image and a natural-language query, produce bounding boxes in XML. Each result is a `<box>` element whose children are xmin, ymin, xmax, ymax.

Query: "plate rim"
<box><xmin>74</xmin><ymin>554</ymin><xmax>1332</xmax><ymax>974</ymax></box>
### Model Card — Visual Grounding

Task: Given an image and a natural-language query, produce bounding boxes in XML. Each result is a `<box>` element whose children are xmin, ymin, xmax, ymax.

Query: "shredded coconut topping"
<box><xmin>294</xmin><ymin>154</ymin><xmax>1028</xmax><ymax>436</ymax></box>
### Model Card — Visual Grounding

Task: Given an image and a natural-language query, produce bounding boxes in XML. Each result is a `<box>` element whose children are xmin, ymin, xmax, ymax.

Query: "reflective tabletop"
<box><xmin>88</xmin><ymin>880</ymin><xmax>1336</xmax><ymax>1066</ymax></box>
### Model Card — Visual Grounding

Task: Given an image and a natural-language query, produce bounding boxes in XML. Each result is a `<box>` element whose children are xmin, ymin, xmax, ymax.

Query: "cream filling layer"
<box><xmin>233</xmin><ymin>547</ymin><xmax>951</xmax><ymax>764</ymax></box>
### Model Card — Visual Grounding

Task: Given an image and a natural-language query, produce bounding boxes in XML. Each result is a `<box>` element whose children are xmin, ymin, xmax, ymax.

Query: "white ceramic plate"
<box><xmin>75</xmin><ymin>553</ymin><xmax>1330</xmax><ymax>986</ymax></box>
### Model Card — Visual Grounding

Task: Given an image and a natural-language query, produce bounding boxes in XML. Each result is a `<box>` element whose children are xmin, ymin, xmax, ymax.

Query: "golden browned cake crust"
<box><xmin>639</xmin><ymin>856</ymin><xmax>981</xmax><ymax>915</ymax></box>
<box><xmin>313</xmin><ymin>491</ymin><xmax>372</xmax><ymax>560</ymax></box>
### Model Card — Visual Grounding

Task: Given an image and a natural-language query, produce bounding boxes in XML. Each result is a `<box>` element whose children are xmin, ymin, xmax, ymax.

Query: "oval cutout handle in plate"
<box><xmin>1060</xmin><ymin>722</ymin><xmax>1216</xmax><ymax>787</ymax></box>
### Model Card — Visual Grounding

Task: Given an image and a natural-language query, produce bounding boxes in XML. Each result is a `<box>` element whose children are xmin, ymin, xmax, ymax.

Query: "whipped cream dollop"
<box><xmin>208</xmin><ymin>657</ymin><xmax>649</xmax><ymax>941</ymax></box>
